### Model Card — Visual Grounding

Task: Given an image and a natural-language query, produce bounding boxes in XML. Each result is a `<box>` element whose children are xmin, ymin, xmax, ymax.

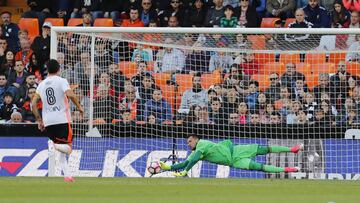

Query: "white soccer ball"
<box><xmin>147</xmin><ymin>161</ymin><xmax>161</xmax><ymax>175</ymax></box>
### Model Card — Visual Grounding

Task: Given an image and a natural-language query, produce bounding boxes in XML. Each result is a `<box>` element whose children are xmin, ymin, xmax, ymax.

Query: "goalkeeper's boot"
<box><xmin>291</xmin><ymin>143</ymin><xmax>304</xmax><ymax>153</ymax></box>
<box><xmin>285</xmin><ymin>167</ymin><xmax>300</xmax><ymax>173</ymax></box>
<box><xmin>64</xmin><ymin>177</ymin><xmax>75</xmax><ymax>182</ymax></box>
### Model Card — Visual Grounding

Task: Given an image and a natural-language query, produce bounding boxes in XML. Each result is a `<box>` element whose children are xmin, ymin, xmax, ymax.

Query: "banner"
<box><xmin>0</xmin><ymin>137</ymin><xmax>359</xmax><ymax>180</ymax></box>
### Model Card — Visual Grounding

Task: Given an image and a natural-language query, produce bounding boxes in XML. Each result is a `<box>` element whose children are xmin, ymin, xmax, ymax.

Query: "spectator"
<box><xmin>184</xmin><ymin>42</ymin><xmax>211</xmax><ymax>73</ymax></box>
<box><xmin>131</xmin><ymin>61</ymin><xmax>149</xmax><ymax>88</ymax></box>
<box><xmin>122</xmin><ymin>7</ymin><xmax>145</xmax><ymax>27</ymax></box>
<box><xmin>209</xmin><ymin>97</ymin><xmax>227</xmax><ymax>124</ymax></box>
<box><xmin>261</xmin><ymin>102</ymin><xmax>275</xmax><ymax>124</ymax></box>
<box><xmin>157</xmin><ymin>38</ymin><xmax>185</xmax><ymax>73</ymax></box>
<box><xmin>319</xmin><ymin>0</ymin><xmax>336</xmax><ymax>12</ymax></box>
<box><xmin>331</xmin><ymin>61</ymin><xmax>351</xmax><ymax>105</ymax></box>
<box><xmin>1</xmin><ymin>12</ymin><xmax>19</xmax><ymax>52</ymax></box>
<box><xmin>94</xmin><ymin>72</ymin><xmax>115</xmax><ymax>97</ymax></box>
<box><xmin>285</xmin><ymin>9</ymin><xmax>314</xmax><ymax>49</ymax></box>
<box><xmin>228</xmin><ymin>112</ymin><xmax>239</xmax><ymax>124</ymax></box>
<box><xmin>184</xmin><ymin>0</ymin><xmax>207</xmax><ymax>27</ymax></box>
<box><xmin>270</xmin><ymin>111</ymin><xmax>282</xmax><ymax>124</ymax></box>
<box><xmin>7</xmin><ymin>111</ymin><xmax>22</xmax><ymax>123</ymax></box>
<box><xmin>161</xmin><ymin>0</ymin><xmax>185</xmax><ymax>27</ymax></box>
<box><xmin>230</xmin><ymin>34</ymin><xmax>251</xmax><ymax>50</ymax></box>
<box><xmin>313</xmin><ymin>73</ymin><xmax>335</xmax><ymax>104</ymax></box>
<box><xmin>251</xmin><ymin>0</ymin><xmax>267</xmax><ymax>17</ymax></box>
<box><xmin>17</xmin><ymin>74</ymin><xmax>38</xmax><ymax>106</ymax></box>
<box><xmin>346</xmin><ymin>34</ymin><xmax>360</xmax><ymax>61</ymax></box>
<box><xmin>208</xmin><ymin>45</ymin><xmax>234</xmax><ymax>73</ymax></box>
<box><xmin>331</xmin><ymin>0</ymin><xmax>351</xmax><ymax>28</ymax></box>
<box><xmin>184</xmin><ymin>104</ymin><xmax>201</xmax><ymax>124</ymax></box>
<box><xmin>119</xmin><ymin>85</ymin><xmax>142</xmax><ymax>121</ymax></box>
<box><xmin>203</xmin><ymin>0</ymin><xmax>225</xmax><ymax>27</ymax></box>
<box><xmin>0</xmin><ymin>74</ymin><xmax>11</xmax><ymax>104</ymax></box>
<box><xmin>237</xmin><ymin>101</ymin><xmax>249</xmax><ymax>124</ymax></box>
<box><xmin>287</xmin><ymin>100</ymin><xmax>303</xmax><ymax>124</ymax></box>
<box><xmin>265</xmin><ymin>72</ymin><xmax>281</xmax><ymax>102</ymax></box>
<box><xmin>22</xmin><ymin>0</ymin><xmax>51</xmax><ymax>27</ymax></box>
<box><xmin>235</xmin><ymin>0</ymin><xmax>260</xmax><ymax>27</ymax></box>
<box><xmin>51</xmin><ymin>0</ymin><xmax>73</xmax><ymax>23</ymax></box>
<box><xmin>101</xmin><ymin>0</ymin><xmax>123</xmax><ymax>23</ymax></box>
<box><xmin>93</xmin><ymin>84</ymin><xmax>117</xmax><ymax>123</ymax></box>
<box><xmin>249</xmin><ymin>111</ymin><xmax>261</xmax><ymax>124</ymax></box>
<box><xmin>0</xmin><ymin>37</ymin><xmax>7</xmax><ymax>65</ymax></box>
<box><xmin>21</xmin><ymin>87</ymin><xmax>42</xmax><ymax>123</ymax></box>
<box><xmin>296</xmin><ymin>110</ymin><xmax>308</xmax><ymax>124</ymax></box>
<box><xmin>220</xmin><ymin>5</ymin><xmax>238</xmax><ymax>27</ymax></box>
<box><xmin>345</xmin><ymin>11</ymin><xmax>360</xmax><ymax>47</ymax></box>
<box><xmin>77</xmin><ymin>12</ymin><xmax>93</xmax><ymax>27</ymax></box>
<box><xmin>77</xmin><ymin>35</ymin><xmax>91</xmax><ymax>51</ymax></box>
<box><xmin>197</xmin><ymin>105</ymin><xmax>213</xmax><ymax>124</ymax></box>
<box><xmin>179</xmin><ymin>73</ymin><xmax>208</xmax><ymax>111</ymax></box>
<box><xmin>352</xmin><ymin>86</ymin><xmax>360</xmax><ymax>116</ymax></box>
<box><xmin>15</xmin><ymin>38</ymin><xmax>33</xmax><ymax>65</ymax></box>
<box><xmin>239</xmin><ymin>52</ymin><xmax>260</xmax><ymax>76</ymax></box>
<box><xmin>246</xmin><ymin>80</ymin><xmax>260</xmax><ymax>110</ymax></box>
<box><xmin>120</xmin><ymin>109</ymin><xmax>136</xmax><ymax>125</ymax></box>
<box><xmin>167</xmin><ymin>16</ymin><xmax>180</xmax><ymax>27</ymax></box>
<box><xmin>348</xmin><ymin>75</ymin><xmax>360</xmax><ymax>97</ymax></box>
<box><xmin>132</xmin><ymin>45</ymin><xmax>151</xmax><ymax>62</ymax></box>
<box><xmin>148</xmin><ymin>114</ymin><xmax>156</xmax><ymax>124</ymax></box>
<box><xmin>0</xmin><ymin>92</ymin><xmax>18</xmax><ymax>121</ymax></box>
<box><xmin>139</xmin><ymin>0</ymin><xmax>158</xmax><ymax>26</ymax></box>
<box><xmin>26</xmin><ymin>53</ymin><xmax>46</xmax><ymax>82</ymax></box>
<box><xmin>266</xmin><ymin>0</ymin><xmax>296</xmax><ymax>20</ymax></box>
<box><xmin>303</xmin><ymin>92</ymin><xmax>318</xmax><ymax>122</ymax></box>
<box><xmin>59</xmin><ymin>52</ymin><xmax>76</xmax><ymax>84</ymax></box>
<box><xmin>223</xmin><ymin>86</ymin><xmax>240</xmax><ymax>113</ymax></box>
<box><xmin>108</xmin><ymin>63</ymin><xmax>126</xmax><ymax>98</ymax></box>
<box><xmin>71</xmin><ymin>0</ymin><xmax>103</xmax><ymax>20</ymax></box>
<box><xmin>31</xmin><ymin>22</ymin><xmax>51</xmax><ymax>67</ymax></box>
<box><xmin>70</xmin><ymin>88</ymin><xmax>90</xmax><ymax>120</ymax></box>
<box><xmin>255</xmin><ymin>93</ymin><xmax>268</xmax><ymax>114</ymax></box>
<box><xmin>144</xmin><ymin>88</ymin><xmax>173</xmax><ymax>123</ymax></box>
<box><xmin>303</xmin><ymin>0</ymin><xmax>331</xmax><ymax>28</ymax></box>
<box><xmin>293</xmin><ymin>78</ymin><xmax>308</xmax><ymax>102</ymax></box>
<box><xmin>0</xmin><ymin>50</ymin><xmax>15</xmax><ymax>78</ymax></box>
<box><xmin>342</xmin><ymin>0</ymin><xmax>360</xmax><ymax>11</ymax></box>
<box><xmin>8</xmin><ymin>60</ymin><xmax>29</xmax><ymax>91</ymax></box>
<box><xmin>280</xmin><ymin>62</ymin><xmax>306</xmax><ymax>88</ymax></box>
<box><xmin>138</xmin><ymin>73</ymin><xmax>156</xmax><ymax>102</ymax></box>
<box><xmin>320</xmin><ymin>100</ymin><xmax>337</xmax><ymax>125</ymax></box>
<box><xmin>275</xmin><ymin>86</ymin><xmax>292</xmax><ymax>111</ymax></box>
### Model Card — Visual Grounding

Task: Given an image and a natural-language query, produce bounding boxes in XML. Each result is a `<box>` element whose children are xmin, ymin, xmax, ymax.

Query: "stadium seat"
<box><xmin>312</xmin><ymin>63</ymin><xmax>337</xmax><ymax>74</ymax></box>
<box><xmin>304</xmin><ymin>53</ymin><xmax>326</xmax><ymax>65</ymax></box>
<box><xmin>118</xmin><ymin>61</ymin><xmax>137</xmax><ymax>79</ymax></box>
<box><xmin>260</xmin><ymin>17</ymin><xmax>281</xmax><ymax>28</ymax></box>
<box><xmin>67</xmin><ymin>18</ymin><xmax>83</xmax><ymax>26</ymax></box>
<box><xmin>254</xmin><ymin>53</ymin><xmax>276</xmax><ymax>65</ymax></box>
<box><xmin>45</xmin><ymin>18</ymin><xmax>64</xmax><ymax>26</ymax></box>
<box><xmin>279</xmin><ymin>53</ymin><xmax>301</xmax><ymax>64</ymax></box>
<box><xmin>306</xmin><ymin>74</ymin><xmax>319</xmax><ymax>90</ymax></box>
<box><xmin>18</xmin><ymin>18</ymin><xmax>39</xmax><ymax>41</ymax></box>
<box><xmin>159</xmin><ymin>85</ymin><xmax>175</xmax><ymax>111</ymax></box>
<box><xmin>247</xmin><ymin>35</ymin><xmax>265</xmax><ymax>50</ymax></box>
<box><xmin>94</xmin><ymin>18</ymin><xmax>113</xmax><ymax>27</ymax></box>
<box><xmin>176</xmin><ymin>74</ymin><xmax>193</xmax><ymax>90</ymax></box>
<box><xmin>201</xmin><ymin>71</ymin><xmax>221</xmax><ymax>89</ymax></box>
<box><xmin>346</xmin><ymin>62</ymin><xmax>360</xmax><ymax>76</ymax></box>
<box><xmin>260</xmin><ymin>62</ymin><xmax>285</xmax><ymax>75</ymax></box>
<box><xmin>295</xmin><ymin>63</ymin><xmax>312</xmax><ymax>75</ymax></box>
<box><xmin>250</xmin><ymin>74</ymin><xmax>270</xmax><ymax>91</ymax></box>
<box><xmin>284</xmin><ymin>18</ymin><xmax>296</xmax><ymax>27</ymax></box>
<box><xmin>153</xmin><ymin>73</ymin><xmax>171</xmax><ymax>87</ymax></box>
<box><xmin>328</xmin><ymin>52</ymin><xmax>346</xmax><ymax>65</ymax></box>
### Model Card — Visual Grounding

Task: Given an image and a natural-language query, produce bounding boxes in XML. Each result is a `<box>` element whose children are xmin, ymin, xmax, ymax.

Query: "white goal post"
<box><xmin>49</xmin><ymin>27</ymin><xmax>360</xmax><ymax>179</ymax></box>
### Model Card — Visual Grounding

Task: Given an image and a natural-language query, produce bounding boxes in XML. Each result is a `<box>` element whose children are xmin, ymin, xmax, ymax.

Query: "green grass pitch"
<box><xmin>0</xmin><ymin>177</ymin><xmax>358</xmax><ymax>203</ymax></box>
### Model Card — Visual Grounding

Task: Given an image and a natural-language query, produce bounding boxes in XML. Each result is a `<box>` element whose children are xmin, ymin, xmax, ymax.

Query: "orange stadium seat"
<box><xmin>261</xmin><ymin>17</ymin><xmax>281</xmax><ymax>28</ymax></box>
<box><xmin>45</xmin><ymin>18</ymin><xmax>64</xmax><ymax>26</ymax></box>
<box><xmin>18</xmin><ymin>18</ymin><xmax>39</xmax><ymax>41</ymax></box>
<box><xmin>153</xmin><ymin>73</ymin><xmax>171</xmax><ymax>87</ymax></box>
<box><xmin>295</xmin><ymin>63</ymin><xmax>312</xmax><ymax>75</ymax></box>
<box><xmin>67</xmin><ymin>18</ymin><xmax>83</xmax><ymax>26</ymax></box>
<box><xmin>304</xmin><ymin>53</ymin><xmax>326</xmax><ymax>65</ymax></box>
<box><xmin>328</xmin><ymin>52</ymin><xmax>346</xmax><ymax>65</ymax></box>
<box><xmin>159</xmin><ymin>85</ymin><xmax>175</xmax><ymax>111</ymax></box>
<box><xmin>254</xmin><ymin>53</ymin><xmax>276</xmax><ymax>65</ymax></box>
<box><xmin>260</xmin><ymin>62</ymin><xmax>285</xmax><ymax>75</ymax></box>
<box><xmin>312</xmin><ymin>63</ymin><xmax>337</xmax><ymax>74</ymax></box>
<box><xmin>247</xmin><ymin>35</ymin><xmax>265</xmax><ymax>50</ymax></box>
<box><xmin>279</xmin><ymin>53</ymin><xmax>301</xmax><ymax>64</ymax></box>
<box><xmin>284</xmin><ymin>18</ymin><xmax>296</xmax><ymax>27</ymax></box>
<box><xmin>251</xmin><ymin>74</ymin><xmax>270</xmax><ymax>92</ymax></box>
<box><xmin>201</xmin><ymin>72</ymin><xmax>221</xmax><ymax>89</ymax></box>
<box><xmin>119</xmin><ymin>61</ymin><xmax>137</xmax><ymax>78</ymax></box>
<box><xmin>346</xmin><ymin>62</ymin><xmax>360</xmax><ymax>75</ymax></box>
<box><xmin>306</xmin><ymin>74</ymin><xmax>319</xmax><ymax>91</ymax></box>
<box><xmin>176</xmin><ymin>74</ymin><xmax>193</xmax><ymax>90</ymax></box>
<box><xmin>94</xmin><ymin>18</ymin><xmax>113</xmax><ymax>27</ymax></box>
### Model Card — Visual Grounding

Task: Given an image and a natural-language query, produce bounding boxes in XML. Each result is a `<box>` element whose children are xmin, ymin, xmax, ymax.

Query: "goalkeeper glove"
<box><xmin>173</xmin><ymin>170</ymin><xmax>188</xmax><ymax>177</ymax></box>
<box><xmin>159</xmin><ymin>161</ymin><xmax>171</xmax><ymax>171</ymax></box>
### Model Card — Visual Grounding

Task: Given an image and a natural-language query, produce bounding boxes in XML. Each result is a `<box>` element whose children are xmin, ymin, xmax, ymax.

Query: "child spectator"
<box><xmin>144</xmin><ymin>88</ymin><xmax>173</xmax><ymax>124</ymax></box>
<box><xmin>0</xmin><ymin>92</ymin><xmax>18</xmax><ymax>121</ymax></box>
<box><xmin>209</xmin><ymin>97</ymin><xmax>227</xmax><ymax>124</ymax></box>
<box><xmin>237</xmin><ymin>101</ymin><xmax>249</xmax><ymax>124</ymax></box>
<box><xmin>304</xmin><ymin>92</ymin><xmax>318</xmax><ymax>122</ymax></box>
<box><xmin>287</xmin><ymin>100</ymin><xmax>303</xmax><ymax>124</ymax></box>
<box><xmin>246</xmin><ymin>80</ymin><xmax>260</xmax><ymax>110</ymax></box>
<box><xmin>220</xmin><ymin>5</ymin><xmax>238</xmax><ymax>27</ymax></box>
<box><xmin>7</xmin><ymin>111</ymin><xmax>22</xmax><ymax>123</ymax></box>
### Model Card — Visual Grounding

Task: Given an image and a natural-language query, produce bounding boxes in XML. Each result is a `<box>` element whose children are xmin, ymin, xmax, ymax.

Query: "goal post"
<box><xmin>49</xmin><ymin>27</ymin><xmax>360</xmax><ymax>179</ymax></box>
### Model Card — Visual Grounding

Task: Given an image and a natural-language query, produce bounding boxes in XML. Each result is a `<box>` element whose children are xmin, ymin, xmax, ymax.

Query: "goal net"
<box><xmin>50</xmin><ymin>27</ymin><xmax>360</xmax><ymax>179</ymax></box>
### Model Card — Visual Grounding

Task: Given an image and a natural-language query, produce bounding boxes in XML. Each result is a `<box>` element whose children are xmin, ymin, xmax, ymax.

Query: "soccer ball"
<box><xmin>147</xmin><ymin>161</ymin><xmax>161</xmax><ymax>175</ymax></box>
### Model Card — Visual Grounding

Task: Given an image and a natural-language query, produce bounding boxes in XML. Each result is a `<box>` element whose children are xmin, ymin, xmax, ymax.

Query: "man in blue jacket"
<box><xmin>303</xmin><ymin>0</ymin><xmax>330</xmax><ymax>28</ymax></box>
<box><xmin>144</xmin><ymin>87</ymin><xmax>173</xmax><ymax>124</ymax></box>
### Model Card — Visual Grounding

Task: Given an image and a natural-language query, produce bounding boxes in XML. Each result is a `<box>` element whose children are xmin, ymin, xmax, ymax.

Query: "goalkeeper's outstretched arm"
<box><xmin>160</xmin><ymin>151</ymin><xmax>202</xmax><ymax>176</ymax></box>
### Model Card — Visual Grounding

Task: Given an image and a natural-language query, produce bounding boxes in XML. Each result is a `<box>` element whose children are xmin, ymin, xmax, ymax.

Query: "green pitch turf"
<box><xmin>0</xmin><ymin>177</ymin><xmax>358</xmax><ymax>203</ymax></box>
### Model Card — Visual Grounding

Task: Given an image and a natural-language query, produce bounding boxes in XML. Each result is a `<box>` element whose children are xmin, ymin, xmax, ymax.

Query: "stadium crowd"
<box><xmin>0</xmin><ymin>0</ymin><xmax>360</xmax><ymax>126</ymax></box>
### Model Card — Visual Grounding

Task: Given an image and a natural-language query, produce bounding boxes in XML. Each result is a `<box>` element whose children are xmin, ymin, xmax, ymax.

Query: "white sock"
<box><xmin>54</xmin><ymin>144</ymin><xmax>71</xmax><ymax>154</ymax></box>
<box><xmin>58</xmin><ymin>152</ymin><xmax>69</xmax><ymax>177</ymax></box>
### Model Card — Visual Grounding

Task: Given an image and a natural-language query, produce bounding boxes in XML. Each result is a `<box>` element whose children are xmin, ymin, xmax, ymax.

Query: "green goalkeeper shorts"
<box><xmin>231</xmin><ymin>144</ymin><xmax>258</xmax><ymax>170</ymax></box>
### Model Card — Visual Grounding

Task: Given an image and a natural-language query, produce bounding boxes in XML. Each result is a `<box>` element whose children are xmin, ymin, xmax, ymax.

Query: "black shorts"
<box><xmin>45</xmin><ymin>123</ymin><xmax>73</xmax><ymax>144</ymax></box>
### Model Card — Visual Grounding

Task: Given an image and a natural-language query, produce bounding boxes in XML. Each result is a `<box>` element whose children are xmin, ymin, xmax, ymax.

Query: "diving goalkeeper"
<box><xmin>160</xmin><ymin>134</ymin><xmax>303</xmax><ymax>177</ymax></box>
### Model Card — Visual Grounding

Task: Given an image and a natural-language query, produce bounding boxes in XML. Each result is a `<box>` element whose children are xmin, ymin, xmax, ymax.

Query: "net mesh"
<box><xmin>54</xmin><ymin>29</ymin><xmax>360</xmax><ymax>179</ymax></box>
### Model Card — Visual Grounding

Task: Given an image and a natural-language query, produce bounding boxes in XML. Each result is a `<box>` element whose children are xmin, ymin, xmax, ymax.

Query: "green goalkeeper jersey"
<box><xmin>170</xmin><ymin>139</ymin><xmax>234</xmax><ymax>171</ymax></box>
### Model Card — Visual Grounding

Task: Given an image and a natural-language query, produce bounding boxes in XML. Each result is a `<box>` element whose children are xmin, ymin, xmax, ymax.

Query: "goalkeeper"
<box><xmin>160</xmin><ymin>134</ymin><xmax>303</xmax><ymax>177</ymax></box>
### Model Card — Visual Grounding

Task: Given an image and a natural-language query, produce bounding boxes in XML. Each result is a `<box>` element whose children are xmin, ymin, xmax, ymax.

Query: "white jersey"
<box><xmin>36</xmin><ymin>75</ymin><xmax>71</xmax><ymax>127</ymax></box>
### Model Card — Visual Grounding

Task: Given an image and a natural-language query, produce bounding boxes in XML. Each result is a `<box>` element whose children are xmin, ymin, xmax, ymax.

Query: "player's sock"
<box><xmin>54</xmin><ymin>144</ymin><xmax>71</xmax><ymax>154</ymax></box>
<box><xmin>269</xmin><ymin>146</ymin><xmax>291</xmax><ymax>153</ymax></box>
<box><xmin>58</xmin><ymin>152</ymin><xmax>69</xmax><ymax>177</ymax></box>
<box><xmin>262</xmin><ymin>165</ymin><xmax>285</xmax><ymax>173</ymax></box>
<box><xmin>290</xmin><ymin>144</ymin><xmax>304</xmax><ymax>153</ymax></box>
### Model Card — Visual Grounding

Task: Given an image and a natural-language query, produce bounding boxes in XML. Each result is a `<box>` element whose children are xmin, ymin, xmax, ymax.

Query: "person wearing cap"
<box><xmin>31</xmin><ymin>22</ymin><xmax>51</xmax><ymax>68</ymax></box>
<box><xmin>0</xmin><ymin>11</ymin><xmax>20</xmax><ymax>52</ymax></box>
